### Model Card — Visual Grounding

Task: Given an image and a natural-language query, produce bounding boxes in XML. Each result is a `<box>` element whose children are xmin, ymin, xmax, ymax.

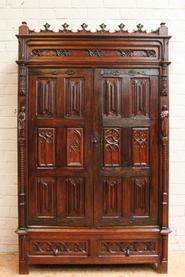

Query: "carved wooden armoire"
<box><xmin>16</xmin><ymin>22</ymin><xmax>171</xmax><ymax>274</ymax></box>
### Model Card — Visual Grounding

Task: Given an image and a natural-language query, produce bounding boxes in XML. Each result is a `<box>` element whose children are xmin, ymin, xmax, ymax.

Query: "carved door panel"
<box><xmin>94</xmin><ymin>69</ymin><xmax>159</xmax><ymax>226</ymax></box>
<box><xmin>28</xmin><ymin>69</ymin><xmax>93</xmax><ymax>226</ymax></box>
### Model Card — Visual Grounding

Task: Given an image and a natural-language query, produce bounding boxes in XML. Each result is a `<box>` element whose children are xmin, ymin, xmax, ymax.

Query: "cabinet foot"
<box><xmin>19</xmin><ymin>261</ymin><xmax>29</xmax><ymax>275</ymax></box>
<box><xmin>156</xmin><ymin>261</ymin><xmax>168</xmax><ymax>274</ymax></box>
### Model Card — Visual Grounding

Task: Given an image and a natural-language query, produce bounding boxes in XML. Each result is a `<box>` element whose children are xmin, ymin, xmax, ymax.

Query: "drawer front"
<box><xmin>98</xmin><ymin>240</ymin><xmax>159</xmax><ymax>257</ymax></box>
<box><xmin>29</xmin><ymin>240</ymin><xmax>89</xmax><ymax>257</ymax></box>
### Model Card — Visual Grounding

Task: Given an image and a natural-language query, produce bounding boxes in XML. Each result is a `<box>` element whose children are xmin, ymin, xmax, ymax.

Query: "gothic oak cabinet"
<box><xmin>16</xmin><ymin>22</ymin><xmax>171</xmax><ymax>274</ymax></box>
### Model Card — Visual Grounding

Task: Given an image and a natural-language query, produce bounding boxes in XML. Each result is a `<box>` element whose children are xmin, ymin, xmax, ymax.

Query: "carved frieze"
<box><xmin>119</xmin><ymin>49</ymin><xmax>156</xmax><ymax>57</ymax></box>
<box><xmin>31</xmin><ymin>49</ymin><xmax>69</xmax><ymax>57</ymax></box>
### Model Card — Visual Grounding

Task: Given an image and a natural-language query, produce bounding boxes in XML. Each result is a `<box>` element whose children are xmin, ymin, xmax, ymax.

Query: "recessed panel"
<box><xmin>64</xmin><ymin>78</ymin><xmax>84</xmax><ymax>117</ymax></box>
<box><xmin>102</xmin><ymin>78</ymin><xmax>121</xmax><ymax>116</ymax></box>
<box><xmin>103</xmin><ymin>128</ymin><xmax>121</xmax><ymax>166</ymax></box>
<box><xmin>103</xmin><ymin>177</ymin><xmax>121</xmax><ymax>217</ymax></box>
<box><xmin>131</xmin><ymin>177</ymin><xmax>150</xmax><ymax>216</ymax></box>
<box><xmin>36</xmin><ymin>78</ymin><xmax>56</xmax><ymax>117</ymax></box>
<box><xmin>132</xmin><ymin>128</ymin><xmax>149</xmax><ymax>166</ymax></box>
<box><xmin>131</xmin><ymin>78</ymin><xmax>150</xmax><ymax>117</ymax></box>
<box><xmin>36</xmin><ymin>177</ymin><xmax>56</xmax><ymax>218</ymax></box>
<box><xmin>65</xmin><ymin>177</ymin><xmax>85</xmax><ymax>217</ymax></box>
<box><xmin>37</xmin><ymin>128</ymin><xmax>56</xmax><ymax>167</ymax></box>
<box><xmin>67</xmin><ymin>128</ymin><xmax>84</xmax><ymax>166</ymax></box>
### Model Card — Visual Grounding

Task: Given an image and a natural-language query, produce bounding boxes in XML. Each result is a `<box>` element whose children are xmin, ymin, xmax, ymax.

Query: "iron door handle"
<box><xmin>91</xmin><ymin>134</ymin><xmax>99</xmax><ymax>144</ymax></box>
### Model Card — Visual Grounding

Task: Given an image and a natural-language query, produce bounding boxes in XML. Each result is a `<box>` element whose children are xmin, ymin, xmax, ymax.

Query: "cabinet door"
<box><xmin>94</xmin><ymin>69</ymin><xmax>159</xmax><ymax>226</ymax></box>
<box><xmin>28</xmin><ymin>68</ymin><xmax>93</xmax><ymax>226</ymax></box>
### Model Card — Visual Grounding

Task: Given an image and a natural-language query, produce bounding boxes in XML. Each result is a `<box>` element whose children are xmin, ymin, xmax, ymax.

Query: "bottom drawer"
<box><xmin>98</xmin><ymin>240</ymin><xmax>158</xmax><ymax>257</ymax></box>
<box><xmin>29</xmin><ymin>239</ymin><xmax>89</xmax><ymax>257</ymax></box>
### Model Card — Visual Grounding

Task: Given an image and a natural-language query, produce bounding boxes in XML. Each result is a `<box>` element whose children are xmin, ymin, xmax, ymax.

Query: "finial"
<box><xmin>97</xmin><ymin>23</ymin><xmax>109</xmax><ymax>33</ymax></box>
<box><xmin>40</xmin><ymin>23</ymin><xmax>53</xmax><ymax>32</ymax></box>
<box><xmin>78</xmin><ymin>23</ymin><xmax>90</xmax><ymax>32</ymax></box>
<box><xmin>59</xmin><ymin>23</ymin><xmax>72</xmax><ymax>32</ymax></box>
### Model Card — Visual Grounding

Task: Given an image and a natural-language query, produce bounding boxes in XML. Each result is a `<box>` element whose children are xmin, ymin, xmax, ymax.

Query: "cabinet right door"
<box><xmin>94</xmin><ymin>68</ymin><xmax>159</xmax><ymax>226</ymax></box>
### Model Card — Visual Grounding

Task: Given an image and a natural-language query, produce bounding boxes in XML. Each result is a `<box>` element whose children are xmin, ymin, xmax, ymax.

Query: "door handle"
<box><xmin>91</xmin><ymin>134</ymin><xmax>99</xmax><ymax>144</ymax></box>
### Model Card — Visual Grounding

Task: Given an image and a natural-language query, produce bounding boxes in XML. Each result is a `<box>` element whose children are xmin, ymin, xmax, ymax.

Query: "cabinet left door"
<box><xmin>27</xmin><ymin>68</ymin><xmax>94</xmax><ymax>227</ymax></box>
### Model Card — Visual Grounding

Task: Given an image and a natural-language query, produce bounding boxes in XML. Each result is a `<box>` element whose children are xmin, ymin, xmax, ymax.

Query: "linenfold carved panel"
<box><xmin>37</xmin><ymin>128</ymin><xmax>56</xmax><ymax>167</ymax></box>
<box><xmin>64</xmin><ymin>78</ymin><xmax>84</xmax><ymax>117</ymax></box>
<box><xmin>67</xmin><ymin>128</ymin><xmax>84</xmax><ymax>166</ymax></box>
<box><xmin>65</xmin><ymin>178</ymin><xmax>85</xmax><ymax>217</ymax></box>
<box><xmin>36</xmin><ymin>177</ymin><xmax>56</xmax><ymax>218</ymax></box>
<box><xmin>131</xmin><ymin>78</ymin><xmax>150</xmax><ymax>117</ymax></box>
<box><xmin>103</xmin><ymin>78</ymin><xmax>121</xmax><ymax>116</ymax></box>
<box><xmin>131</xmin><ymin>177</ymin><xmax>150</xmax><ymax>216</ymax></box>
<box><xmin>103</xmin><ymin>128</ymin><xmax>121</xmax><ymax>166</ymax></box>
<box><xmin>132</xmin><ymin>128</ymin><xmax>149</xmax><ymax>166</ymax></box>
<box><xmin>36</xmin><ymin>79</ymin><xmax>56</xmax><ymax>117</ymax></box>
<box><xmin>30</xmin><ymin>240</ymin><xmax>88</xmax><ymax>256</ymax></box>
<box><xmin>103</xmin><ymin>178</ymin><xmax>121</xmax><ymax>216</ymax></box>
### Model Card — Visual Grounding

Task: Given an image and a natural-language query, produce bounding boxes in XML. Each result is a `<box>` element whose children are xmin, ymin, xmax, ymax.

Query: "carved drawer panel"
<box><xmin>29</xmin><ymin>240</ymin><xmax>89</xmax><ymax>256</ymax></box>
<box><xmin>99</xmin><ymin>240</ymin><xmax>158</xmax><ymax>257</ymax></box>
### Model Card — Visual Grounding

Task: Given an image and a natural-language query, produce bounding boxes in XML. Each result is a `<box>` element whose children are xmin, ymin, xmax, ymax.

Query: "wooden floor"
<box><xmin>0</xmin><ymin>253</ymin><xmax>184</xmax><ymax>276</ymax></box>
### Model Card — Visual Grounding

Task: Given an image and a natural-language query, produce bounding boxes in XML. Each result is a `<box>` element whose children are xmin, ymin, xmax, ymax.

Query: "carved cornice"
<box><xmin>18</xmin><ymin>22</ymin><xmax>170</xmax><ymax>36</ymax></box>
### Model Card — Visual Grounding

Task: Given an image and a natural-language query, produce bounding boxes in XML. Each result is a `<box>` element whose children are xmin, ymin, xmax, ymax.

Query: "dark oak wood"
<box><xmin>16</xmin><ymin>22</ymin><xmax>171</xmax><ymax>274</ymax></box>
